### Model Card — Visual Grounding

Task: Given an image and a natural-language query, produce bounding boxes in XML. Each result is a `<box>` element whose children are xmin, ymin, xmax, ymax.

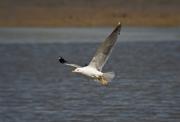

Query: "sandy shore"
<box><xmin>0</xmin><ymin>0</ymin><xmax>180</xmax><ymax>27</ymax></box>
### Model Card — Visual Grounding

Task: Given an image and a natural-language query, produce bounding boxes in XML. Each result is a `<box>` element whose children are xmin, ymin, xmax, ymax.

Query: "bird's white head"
<box><xmin>72</xmin><ymin>68</ymin><xmax>81</xmax><ymax>73</ymax></box>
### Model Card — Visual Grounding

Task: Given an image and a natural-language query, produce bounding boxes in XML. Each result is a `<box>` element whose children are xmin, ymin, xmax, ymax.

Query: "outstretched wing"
<box><xmin>59</xmin><ymin>57</ymin><xmax>81</xmax><ymax>68</ymax></box>
<box><xmin>88</xmin><ymin>22</ymin><xmax>121</xmax><ymax>71</ymax></box>
<box><xmin>65</xmin><ymin>63</ymin><xmax>81</xmax><ymax>68</ymax></box>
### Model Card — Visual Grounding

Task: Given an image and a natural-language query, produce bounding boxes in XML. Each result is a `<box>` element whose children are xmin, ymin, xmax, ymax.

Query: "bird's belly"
<box><xmin>81</xmin><ymin>69</ymin><xmax>102</xmax><ymax>79</ymax></box>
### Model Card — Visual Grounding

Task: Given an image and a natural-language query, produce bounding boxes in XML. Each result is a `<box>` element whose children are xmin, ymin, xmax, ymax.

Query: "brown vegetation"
<box><xmin>0</xmin><ymin>0</ymin><xmax>180</xmax><ymax>27</ymax></box>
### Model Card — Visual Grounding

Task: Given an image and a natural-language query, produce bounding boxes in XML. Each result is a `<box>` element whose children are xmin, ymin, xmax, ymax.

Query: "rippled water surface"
<box><xmin>0</xmin><ymin>27</ymin><xmax>180</xmax><ymax>122</ymax></box>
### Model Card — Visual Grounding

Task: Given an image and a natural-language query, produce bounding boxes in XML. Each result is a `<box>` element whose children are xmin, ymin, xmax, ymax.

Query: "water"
<box><xmin>0</xmin><ymin>27</ymin><xmax>180</xmax><ymax>122</ymax></box>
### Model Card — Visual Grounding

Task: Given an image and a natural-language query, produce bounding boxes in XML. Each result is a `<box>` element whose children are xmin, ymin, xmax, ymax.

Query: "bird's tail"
<box><xmin>103</xmin><ymin>72</ymin><xmax>115</xmax><ymax>82</ymax></box>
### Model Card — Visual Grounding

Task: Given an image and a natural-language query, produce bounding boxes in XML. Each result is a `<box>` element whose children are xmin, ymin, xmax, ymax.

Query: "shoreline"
<box><xmin>0</xmin><ymin>7</ymin><xmax>180</xmax><ymax>27</ymax></box>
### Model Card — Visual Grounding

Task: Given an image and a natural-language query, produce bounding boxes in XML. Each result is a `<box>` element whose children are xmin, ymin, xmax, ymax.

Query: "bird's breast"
<box><xmin>81</xmin><ymin>67</ymin><xmax>102</xmax><ymax>78</ymax></box>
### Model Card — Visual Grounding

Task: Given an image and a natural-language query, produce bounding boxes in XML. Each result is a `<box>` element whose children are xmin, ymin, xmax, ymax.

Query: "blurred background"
<box><xmin>0</xmin><ymin>0</ymin><xmax>180</xmax><ymax>122</ymax></box>
<box><xmin>0</xmin><ymin>0</ymin><xmax>180</xmax><ymax>27</ymax></box>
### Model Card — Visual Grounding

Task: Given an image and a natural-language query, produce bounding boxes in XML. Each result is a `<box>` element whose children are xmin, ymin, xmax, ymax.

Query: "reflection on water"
<box><xmin>0</xmin><ymin>28</ymin><xmax>180</xmax><ymax>122</ymax></box>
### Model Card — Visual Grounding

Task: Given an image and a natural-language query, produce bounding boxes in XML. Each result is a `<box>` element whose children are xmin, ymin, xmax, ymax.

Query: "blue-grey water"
<box><xmin>0</xmin><ymin>27</ymin><xmax>180</xmax><ymax>122</ymax></box>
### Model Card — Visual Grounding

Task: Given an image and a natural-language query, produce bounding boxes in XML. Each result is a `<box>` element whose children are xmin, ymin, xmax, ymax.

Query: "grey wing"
<box><xmin>88</xmin><ymin>22</ymin><xmax>121</xmax><ymax>71</ymax></box>
<box><xmin>65</xmin><ymin>63</ymin><xmax>81</xmax><ymax>68</ymax></box>
<box><xmin>58</xmin><ymin>57</ymin><xmax>81</xmax><ymax>68</ymax></box>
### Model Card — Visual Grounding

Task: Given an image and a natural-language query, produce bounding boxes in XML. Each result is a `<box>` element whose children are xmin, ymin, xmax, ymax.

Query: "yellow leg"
<box><xmin>98</xmin><ymin>76</ymin><xmax>108</xmax><ymax>86</ymax></box>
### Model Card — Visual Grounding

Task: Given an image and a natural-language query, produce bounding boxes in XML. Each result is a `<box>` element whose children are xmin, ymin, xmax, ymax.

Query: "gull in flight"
<box><xmin>59</xmin><ymin>22</ymin><xmax>121</xmax><ymax>86</ymax></box>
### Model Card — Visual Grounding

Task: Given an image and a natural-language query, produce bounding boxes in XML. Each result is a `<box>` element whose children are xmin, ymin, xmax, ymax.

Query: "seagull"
<box><xmin>59</xmin><ymin>22</ymin><xmax>121</xmax><ymax>85</ymax></box>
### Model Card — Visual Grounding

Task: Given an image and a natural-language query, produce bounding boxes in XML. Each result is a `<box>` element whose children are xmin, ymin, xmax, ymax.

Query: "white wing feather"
<box><xmin>65</xmin><ymin>63</ymin><xmax>81</xmax><ymax>68</ymax></box>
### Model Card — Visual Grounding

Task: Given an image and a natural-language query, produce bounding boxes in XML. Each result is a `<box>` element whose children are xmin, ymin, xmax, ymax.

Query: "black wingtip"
<box><xmin>116</xmin><ymin>21</ymin><xmax>122</xmax><ymax>35</ymax></box>
<box><xmin>58</xmin><ymin>57</ymin><xmax>67</xmax><ymax>64</ymax></box>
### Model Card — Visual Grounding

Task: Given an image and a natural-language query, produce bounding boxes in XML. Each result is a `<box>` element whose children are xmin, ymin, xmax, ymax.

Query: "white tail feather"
<box><xmin>102</xmin><ymin>72</ymin><xmax>115</xmax><ymax>82</ymax></box>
